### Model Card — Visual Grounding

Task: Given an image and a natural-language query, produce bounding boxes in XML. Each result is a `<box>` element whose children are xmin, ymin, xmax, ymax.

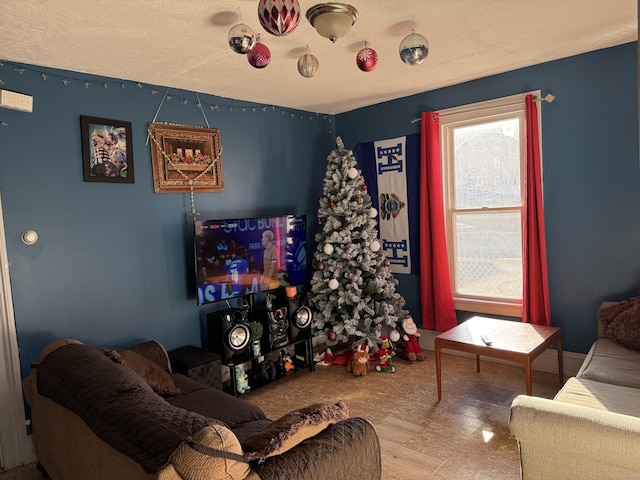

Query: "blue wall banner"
<box><xmin>356</xmin><ymin>133</ymin><xmax>420</xmax><ymax>275</ymax></box>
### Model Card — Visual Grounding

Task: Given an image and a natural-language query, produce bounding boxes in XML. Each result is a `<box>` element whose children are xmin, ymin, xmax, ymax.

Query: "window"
<box><xmin>440</xmin><ymin>93</ymin><xmax>537</xmax><ymax>317</ymax></box>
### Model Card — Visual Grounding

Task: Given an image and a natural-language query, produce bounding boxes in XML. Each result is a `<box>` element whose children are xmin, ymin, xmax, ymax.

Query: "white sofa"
<box><xmin>509</xmin><ymin>302</ymin><xmax>640</xmax><ymax>480</ymax></box>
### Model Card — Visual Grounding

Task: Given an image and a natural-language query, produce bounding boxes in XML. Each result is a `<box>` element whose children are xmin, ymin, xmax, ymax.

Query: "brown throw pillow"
<box><xmin>597</xmin><ymin>299</ymin><xmax>636</xmax><ymax>329</ymax></box>
<box><xmin>242</xmin><ymin>401</ymin><xmax>349</xmax><ymax>462</ymax></box>
<box><xmin>605</xmin><ymin>299</ymin><xmax>640</xmax><ymax>351</ymax></box>
<box><xmin>100</xmin><ymin>348</ymin><xmax>181</xmax><ymax>395</ymax></box>
<box><xmin>171</xmin><ymin>424</ymin><xmax>250</xmax><ymax>480</ymax></box>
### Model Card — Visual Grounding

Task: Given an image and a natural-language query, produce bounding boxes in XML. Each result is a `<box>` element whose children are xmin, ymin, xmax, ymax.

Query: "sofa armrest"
<box><xmin>509</xmin><ymin>395</ymin><xmax>640</xmax><ymax>480</ymax></box>
<box><xmin>251</xmin><ymin>417</ymin><xmax>381</xmax><ymax>480</ymax></box>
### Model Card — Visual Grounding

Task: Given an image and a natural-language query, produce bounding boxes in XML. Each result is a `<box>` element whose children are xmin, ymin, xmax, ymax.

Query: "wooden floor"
<box><xmin>1</xmin><ymin>350</ymin><xmax>563</xmax><ymax>480</ymax></box>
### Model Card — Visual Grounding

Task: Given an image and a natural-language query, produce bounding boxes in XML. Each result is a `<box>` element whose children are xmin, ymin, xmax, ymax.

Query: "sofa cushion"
<box><xmin>170</xmin><ymin>424</ymin><xmax>251</xmax><ymax>480</ymax></box>
<box><xmin>242</xmin><ymin>401</ymin><xmax>349</xmax><ymax>462</ymax></box>
<box><xmin>100</xmin><ymin>347</ymin><xmax>181</xmax><ymax>395</ymax></box>
<box><xmin>577</xmin><ymin>338</ymin><xmax>640</xmax><ymax>389</ymax></box>
<box><xmin>604</xmin><ymin>300</ymin><xmax>640</xmax><ymax>351</ymax></box>
<box><xmin>554</xmin><ymin>377</ymin><xmax>640</xmax><ymax>417</ymax></box>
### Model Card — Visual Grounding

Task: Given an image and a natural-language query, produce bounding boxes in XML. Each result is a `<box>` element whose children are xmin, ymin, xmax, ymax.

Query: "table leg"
<box><xmin>556</xmin><ymin>334</ymin><xmax>564</xmax><ymax>388</ymax></box>
<box><xmin>435</xmin><ymin>340</ymin><xmax>442</xmax><ymax>401</ymax></box>
<box><xmin>476</xmin><ymin>354</ymin><xmax>481</xmax><ymax>372</ymax></box>
<box><xmin>524</xmin><ymin>359</ymin><xmax>532</xmax><ymax>395</ymax></box>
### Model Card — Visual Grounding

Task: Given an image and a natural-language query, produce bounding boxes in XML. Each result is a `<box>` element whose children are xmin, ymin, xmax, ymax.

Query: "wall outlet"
<box><xmin>0</xmin><ymin>89</ymin><xmax>33</xmax><ymax>112</ymax></box>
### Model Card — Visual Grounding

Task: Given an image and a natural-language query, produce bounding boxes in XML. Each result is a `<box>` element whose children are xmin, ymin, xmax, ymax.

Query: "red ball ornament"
<box><xmin>317</xmin><ymin>262</ymin><xmax>325</xmax><ymax>271</ymax></box>
<box><xmin>356</xmin><ymin>46</ymin><xmax>378</xmax><ymax>72</ymax></box>
<box><xmin>329</xmin><ymin>201</ymin><xmax>335</xmax><ymax>207</ymax></box>
<box><xmin>258</xmin><ymin>0</ymin><xmax>301</xmax><ymax>36</ymax></box>
<box><xmin>328</xmin><ymin>331</ymin><xmax>337</xmax><ymax>342</ymax></box>
<box><xmin>247</xmin><ymin>42</ymin><xmax>271</xmax><ymax>68</ymax></box>
<box><xmin>361</xmin><ymin>184</ymin><xmax>367</xmax><ymax>190</ymax></box>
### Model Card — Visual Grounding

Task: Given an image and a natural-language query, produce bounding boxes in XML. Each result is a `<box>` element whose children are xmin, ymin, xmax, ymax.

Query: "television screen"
<box><xmin>195</xmin><ymin>215</ymin><xmax>307</xmax><ymax>306</ymax></box>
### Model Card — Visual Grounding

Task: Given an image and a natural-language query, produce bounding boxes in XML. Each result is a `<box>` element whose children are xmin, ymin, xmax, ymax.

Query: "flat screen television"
<box><xmin>195</xmin><ymin>215</ymin><xmax>307</xmax><ymax>306</ymax></box>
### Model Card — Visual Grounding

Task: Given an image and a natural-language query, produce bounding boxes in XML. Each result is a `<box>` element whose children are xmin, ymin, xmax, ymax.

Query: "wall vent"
<box><xmin>0</xmin><ymin>90</ymin><xmax>33</xmax><ymax>113</ymax></box>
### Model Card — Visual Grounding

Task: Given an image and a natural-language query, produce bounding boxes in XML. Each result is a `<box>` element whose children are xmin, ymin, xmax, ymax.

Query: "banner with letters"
<box><xmin>355</xmin><ymin>133</ymin><xmax>420</xmax><ymax>275</ymax></box>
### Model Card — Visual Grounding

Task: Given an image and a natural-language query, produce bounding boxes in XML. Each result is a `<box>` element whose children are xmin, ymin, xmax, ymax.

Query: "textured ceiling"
<box><xmin>0</xmin><ymin>0</ymin><xmax>637</xmax><ymax>114</ymax></box>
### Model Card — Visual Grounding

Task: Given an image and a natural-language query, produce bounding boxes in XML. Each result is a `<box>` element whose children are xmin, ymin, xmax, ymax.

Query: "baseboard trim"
<box><xmin>419</xmin><ymin>329</ymin><xmax>585</xmax><ymax>378</ymax></box>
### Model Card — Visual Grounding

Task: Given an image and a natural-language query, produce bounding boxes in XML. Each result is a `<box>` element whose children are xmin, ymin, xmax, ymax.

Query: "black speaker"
<box><xmin>258</xmin><ymin>306</ymin><xmax>289</xmax><ymax>351</ymax></box>
<box><xmin>288</xmin><ymin>294</ymin><xmax>313</xmax><ymax>342</ymax></box>
<box><xmin>207</xmin><ymin>308</ymin><xmax>251</xmax><ymax>364</ymax></box>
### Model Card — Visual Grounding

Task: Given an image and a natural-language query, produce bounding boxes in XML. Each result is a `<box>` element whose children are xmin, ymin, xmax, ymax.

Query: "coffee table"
<box><xmin>435</xmin><ymin>316</ymin><xmax>563</xmax><ymax>400</ymax></box>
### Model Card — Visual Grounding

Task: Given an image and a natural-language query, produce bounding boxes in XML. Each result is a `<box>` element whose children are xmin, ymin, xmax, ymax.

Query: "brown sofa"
<box><xmin>23</xmin><ymin>339</ymin><xmax>381</xmax><ymax>480</ymax></box>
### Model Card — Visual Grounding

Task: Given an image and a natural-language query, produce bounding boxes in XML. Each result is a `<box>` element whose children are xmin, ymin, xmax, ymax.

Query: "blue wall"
<box><xmin>1</xmin><ymin>42</ymin><xmax>638</xmax><ymax>379</ymax></box>
<box><xmin>0</xmin><ymin>63</ymin><xmax>333</xmax><ymax>376</ymax></box>
<box><xmin>338</xmin><ymin>42</ymin><xmax>640</xmax><ymax>354</ymax></box>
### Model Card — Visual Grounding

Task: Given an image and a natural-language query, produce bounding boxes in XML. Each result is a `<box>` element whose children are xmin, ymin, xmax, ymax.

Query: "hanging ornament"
<box><xmin>348</xmin><ymin>167</ymin><xmax>358</xmax><ymax>179</ymax></box>
<box><xmin>370</xmin><ymin>240</ymin><xmax>381</xmax><ymax>252</ymax></box>
<box><xmin>356</xmin><ymin>43</ymin><xmax>378</xmax><ymax>72</ymax></box>
<box><xmin>298</xmin><ymin>52</ymin><xmax>319</xmax><ymax>78</ymax></box>
<box><xmin>384</xmin><ymin>259</ymin><xmax>390</xmax><ymax>267</ymax></box>
<box><xmin>328</xmin><ymin>330</ymin><xmax>338</xmax><ymax>341</ymax></box>
<box><xmin>369</xmin><ymin>207</ymin><xmax>378</xmax><ymax>218</ymax></box>
<box><xmin>247</xmin><ymin>40</ymin><xmax>271</xmax><ymax>68</ymax></box>
<box><xmin>317</xmin><ymin>261</ymin><xmax>325</xmax><ymax>271</ymax></box>
<box><xmin>228</xmin><ymin>24</ymin><xmax>257</xmax><ymax>54</ymax></box>
<box><xmin>317</xmin><ymin>218</ymin><xmax>323</xmax><ymax>225</ymax></box>
<box><xmin>323</xmin><ymin>243</ymin><xmax>334</xmax><ymax>255</ymax></box>
<box><xmin>329</xmin><ymin>278</ymin><xmax>339</xmax><ymax>290</ymax></box>
<box><xmin>399</xmin><ymin>30</ymin><xmax>429</xmax><ymax>66</ymax></box>
<box><xmin>257</xmin><ymin>0</ymin><xmax>301</xmax><ymax>36</ymax></box>
<box><xmin>357</xmin><ymin>196</ymin><xmax>363</xmax><ymax>204</ymax></box>
<box><xmin>361</xmin><ymin>184</ymin><xmax>367</xmax><ymax>190</ymax></box>
<box><xmin>329</xmin><ymin>200</ymin><xmax>335</xmax><ymax>207</ymax></box>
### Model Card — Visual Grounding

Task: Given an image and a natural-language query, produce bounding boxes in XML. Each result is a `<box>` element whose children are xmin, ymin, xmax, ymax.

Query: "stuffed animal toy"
<box><xmin>235</xmin><ymin>365</ymin><xmax>250</xmax><ymax>394</ymax></box>
<box><xmin>375</xmin><ymin>336</ymin><xmax>396</xmax><ymax>373</ymax></box>
<box><xmin>346</xmin><ymin>344</ymin><xmax>370</xmax><ymax>376</ymax></box>
<box><xmin>396</xmin><ymin>316</ymin><xmax>425</xmax><ymax>362</ymax></box>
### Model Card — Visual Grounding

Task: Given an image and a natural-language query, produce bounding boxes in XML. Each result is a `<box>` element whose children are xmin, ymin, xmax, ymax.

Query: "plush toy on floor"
<box><xmin>347</xmin><ymin>344</ymin><xmax>370</xmax><ymax>376</ymax></box>
<box><xmin>235</xmin><ymin>365</ymin><xmax>250</xmax><ymax>394</ymax></box>
<box><xmin>375</xmin><ymin>336</ymin><xmax>396</xmax><ymax>373</ymax></box>
<box><xmin>396</xmin><ymin>316</ymin><xmax>425</xmax><ymax>362</ymax></box>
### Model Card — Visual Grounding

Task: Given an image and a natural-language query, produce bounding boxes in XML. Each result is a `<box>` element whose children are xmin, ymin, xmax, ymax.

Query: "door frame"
<box><xmin>0</xmin><ymin>193</ymin><xmax>34</xmax><ymax>469</ymax></box>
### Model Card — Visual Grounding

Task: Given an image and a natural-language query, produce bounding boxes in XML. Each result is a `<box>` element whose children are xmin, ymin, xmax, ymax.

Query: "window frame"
<box><xmin>439</xmin><ymin>92</ymin><xmax>540</xmax><ymax>317</ymax></box>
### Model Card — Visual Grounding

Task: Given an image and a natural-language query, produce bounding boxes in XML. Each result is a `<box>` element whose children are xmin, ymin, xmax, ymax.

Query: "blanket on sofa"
<box><xmin>36</xmin><ymin>343</ymin><xmax>211</xmax><ymax>474</ymax></box>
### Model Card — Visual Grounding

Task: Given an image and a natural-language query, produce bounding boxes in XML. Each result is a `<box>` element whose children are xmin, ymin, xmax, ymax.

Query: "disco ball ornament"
<box><xmin>258</xmin><ymin>0</ymin><xmax>301</xmax><ymax>36</ymax></box>
<box><xmin>399</xmin><ymin>30</ymin><xmax>429</xmax><ymax>66</ymax></box>
<box><xmin>356</xmin><ymin>46</ymin><xmax>378</xmax><ymax>72</ymax></box>
<box><xmin>298</xmin><ymin>53</ymin><xmax>319</xmax><ymax>78</ymax></box>
<box><xmin>228</xmin><ymin>24</ymin><xmax>257</xmax><ymax>54</ymax></box>
<box><xmin>248</xmin><ymin>42</ymin><xmax>271</xmax><ymax>68</ymax></box>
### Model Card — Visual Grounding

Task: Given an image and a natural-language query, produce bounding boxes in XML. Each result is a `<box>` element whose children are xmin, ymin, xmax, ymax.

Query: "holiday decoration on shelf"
<box><xmin>309</xmin><ymin>137</ymin><xmax>410</xmax><ymax>346</ymax></box>
<box><xmin>375</xmin><ymin>336</ymin><xmax>396</xmax><ymax>373</ymax></box>
<box><xmin>395</xmin><ymin>316</ymin><xmax>425</xmax><ymax>362</ymax></box>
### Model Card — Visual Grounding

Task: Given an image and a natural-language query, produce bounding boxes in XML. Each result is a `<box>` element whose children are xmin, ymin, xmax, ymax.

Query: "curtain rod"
<box><xmin>410</xmin><ymin>93</ymin><xmax>555</xmax><ymax>124</ymax></box>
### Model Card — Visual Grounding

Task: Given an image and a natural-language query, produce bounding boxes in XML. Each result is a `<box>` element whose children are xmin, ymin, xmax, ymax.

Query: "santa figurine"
<box><xmin>397</xmin><ymin>316</ymin><xmax>425</xmax><ymax>362</ymax></box>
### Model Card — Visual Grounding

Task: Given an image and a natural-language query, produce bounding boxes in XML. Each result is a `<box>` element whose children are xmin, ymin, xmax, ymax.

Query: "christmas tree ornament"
<box><xmin>328</xmin><ymin>330</ymin><xmax>337</xmax><ymax>341</ymax></box>
<box><xmin>356</xmin><ymin>44</ymin><xmax>378</xmax><ymax>72</ymax></box>
<box><xmin>257</xmin><ymin>0</ymin><xmax>301</xmax><ymax>36</ymax></box>
<box><xmin>323</xmin><ymin>243</ymin><xmax>334</xmax><ymax>255</ymax></box>
<box><xmin>228</xmin><ymin>24</ymin><xmax>257</xmax><ymax>54</ymax></box>
<box><xmin>247</xmin><ymin>41</ymin><xmax>271</xmax><ymax>68</ymax></box>
<box><xmin>357</xmin><ymin>197</ymin><xmax>363</xmax><ymax>204</ymax></box>
<box><xmin>317</xmin><ymin>261</ymin><xmax>325</xmax><ymax>271</ymax></box>
<box><xmin>329</xmin><ymin>278</ymin><xmax>339</xmax><ymax>290</ymax></box>
<box><xmin>399</xmin><ymin>30</ymin><xmax>429</xmax><ymax>66</ymax></box>
<box><xmin>369</xmin><ymin>207</ymin><xmax>378</xmax><ymax>218</ymax></box>
<box><xmin>348</xmin><ymin>167</ymin><xmax>358</xmax><ymax>179</ymax></box>
<box><xmin>370</xmin><ymin>240</ymin><xmax>381</xmax><ymax>252</ymax></box>
<box><xmin>298</xmin><ymin>52</ymin><xmax>319</xmax><ymax>78</ymax></box>
<box><xmin>361</xmin><ymin>184</ymin><xmax>367</xmax><ymax>190</ymax></box>
<box><xmin>329</xmin><ymin>200</ymin><xmax>335</xmax><ymax>207</ymax></box>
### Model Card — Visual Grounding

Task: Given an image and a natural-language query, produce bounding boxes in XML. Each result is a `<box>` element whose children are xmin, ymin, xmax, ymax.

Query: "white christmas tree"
<box><xmin>309</xmin><ymin>138</ymin><xmax>409</xmax><ymax>346</ymax></box>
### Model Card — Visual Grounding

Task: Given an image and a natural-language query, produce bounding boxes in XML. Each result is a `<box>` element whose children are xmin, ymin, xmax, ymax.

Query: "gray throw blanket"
<box><xmin>36</xmin><ymin>344</ymin><xmax>210</xmax><ymax>473</ymax></box>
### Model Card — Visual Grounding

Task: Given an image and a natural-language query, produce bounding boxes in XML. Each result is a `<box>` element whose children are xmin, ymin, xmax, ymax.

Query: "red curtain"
<box><xmin>419</xmin><ymin>112</ymin><xmax>457</xmax><ymax>332</ymax></box>
<box><xmin>523</xmin><ymin>94</ymin><xmax>551</xmax><ymax>326</ymax></box>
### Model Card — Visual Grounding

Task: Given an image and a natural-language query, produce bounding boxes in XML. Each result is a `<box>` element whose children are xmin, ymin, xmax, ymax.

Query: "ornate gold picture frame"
<box><xmin>148</xmin><ymin>122</ymin><xmax>223</xmax><ymax>193</ymax></box>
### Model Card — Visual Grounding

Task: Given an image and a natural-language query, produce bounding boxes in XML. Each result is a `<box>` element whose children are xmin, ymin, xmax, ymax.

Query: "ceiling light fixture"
<box><xmin>306</xmin><ymin>3</ymin><xmax>358</xmax><ymax>43</ymax></box>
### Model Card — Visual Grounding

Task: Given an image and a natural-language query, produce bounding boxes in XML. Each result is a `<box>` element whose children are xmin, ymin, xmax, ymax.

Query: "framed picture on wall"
<box><xmin>148</xmin><ymin>122</ymin><xmax>223</xmax><ymax>193</ymax></box>
<box><xmin>80</xmin><ymin>115</ymin><xmax>135</xmax><ymax>184</ymax></box>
